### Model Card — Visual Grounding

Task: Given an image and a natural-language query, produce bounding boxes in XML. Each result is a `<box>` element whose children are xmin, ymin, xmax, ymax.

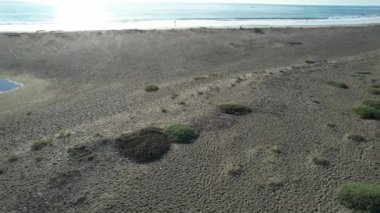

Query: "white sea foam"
<box><xmin>1</xmin><ymin>16</ymin><xmax>380</xmax><ymax>32</ymax></box>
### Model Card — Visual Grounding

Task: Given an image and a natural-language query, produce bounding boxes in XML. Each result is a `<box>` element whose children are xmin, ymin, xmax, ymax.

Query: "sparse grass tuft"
<box><xmin>326</xmin><ymin>81</ymin><xmax>349</xmax><ymax>89</ymax></box>
<box><xmin>217</xmin><ymin>103</ymin><xmax>252</xmax><ymax>115</ymax></box>
<box><xmin>368</xmin><ymin>88</ymin><xmax>380</xmax><ymax>95</ymax></box>
<box><xmin>371</xmin><ymin>84</ymin><xmax>380</xmax><ymax>89</ymax></box>
<box><xmin>160</xmin><ymin>108</ymin><xmax>167</xmax><ymax>113</ymax></box>
<box><xmin>352</xmin><ymin>104</ymin><xmax>380</xmax><ymax>120</ymax></box>
<box><xmin>8</xmin><ymin>154</ymin><xmax>18</xmax><ymax>163</ymax></box>
<box><xmin>68</xmin><ymin>145</ymin><xmax>94</xmax><ymax>161</ymax></box>
<box><xmin>115</xmin><ymin>127</ymin><xmax>171</xmax><ymax>163</ymax></box>
<box><xmin>31</xmin><ymin>138</ymin><xmax>51</xmax><ymax>151</ymax></box>
<box><xmin>171</xmin><ymin>93</ymin><xmax>179</xmax><ymax>99</ymax></box>
<box><xmin>355</xmin><ymin>71</ymin><xmax>372</xmax><ymax>75</ymax></box>
<box><xmin>337</xmin><ymin>182</ymin><xmax>380</xmax><ymax>212</ymax></box>
<box><xmin>0</xmin><ymin>166</ymin><xmax>4</xmax><ymax>175</ymax></box>
<box><xmin>144</xmin><ymin>85</ymin><xmax>159</xmax><ymax>92</ymax></box>
<box><xmin>193</xmin><ymin>76</ymin><xmax>208</xmax><ymax>80</ymax></box>
<box><xmin>35</xmin><ymin>156</ymin><xmax>43</xmax><ymax>162</ymax></box>
<box><xmin>164</xmin><ymin>124</ymin><xmax>199</xmax><ymax>144</ymax></box>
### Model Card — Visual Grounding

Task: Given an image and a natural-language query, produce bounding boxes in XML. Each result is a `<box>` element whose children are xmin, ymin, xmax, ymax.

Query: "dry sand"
<box><xmin>0</xmin><ymin>26</ymin><xmax>379</xmax><ymax>212</ymax></box>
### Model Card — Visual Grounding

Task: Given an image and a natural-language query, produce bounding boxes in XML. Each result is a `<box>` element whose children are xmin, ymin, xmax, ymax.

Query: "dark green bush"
<box><xmin>217</xmin><ymin>103</ymin><xmax>252</xmax><ymax>115</ymax></box>
<box><xmin>115</xmin><ymin>127</ymin><xmax>171</xmax><ymax>163</ymax></box>
<box><xmin>363</xmin><ymin>100</ymin><xmax>380</xmax><ymax>110</ymax></box>
<box><xmin>337</xmin><ymin>182</ymin><xmax>380</xmax><ymax>212</ymax></box>
<box><xmin>326</xmin><ymin>81</ymin><xmax>349</xmax><ymax>89</ymax></box>
<box><xmin>352</xmin><ymin>104</ymin><xmax>380</xmax><ymax>120</ymax></box>
<box><xmin>164</xmin><ymin>124</ymin><xmax>199</xmax><ymax>144</ymax></box>
<box><xmin>144</xmin><ymin>85</ymin><xmax>159</xmax><ymax>92</ymax></box>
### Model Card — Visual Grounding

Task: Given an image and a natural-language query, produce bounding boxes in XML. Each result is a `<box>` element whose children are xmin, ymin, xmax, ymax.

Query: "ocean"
<box><xmin>1</xmin><ymin>1</ymin><xmax>380</xmax><ymax>31</ymax></box>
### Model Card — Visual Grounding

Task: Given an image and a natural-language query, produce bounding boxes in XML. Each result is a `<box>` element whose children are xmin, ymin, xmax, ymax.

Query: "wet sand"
<box><xmin>0</xmin><ymin>26</ymin><xmax>379</xmax><ymax>212</ymax></box>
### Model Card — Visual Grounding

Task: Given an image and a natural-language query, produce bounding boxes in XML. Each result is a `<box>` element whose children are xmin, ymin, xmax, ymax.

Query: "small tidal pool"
<box><xmin>0</xmin><ymin>79</ymin><xmax>23</xmax><ymax>93</ymax></box>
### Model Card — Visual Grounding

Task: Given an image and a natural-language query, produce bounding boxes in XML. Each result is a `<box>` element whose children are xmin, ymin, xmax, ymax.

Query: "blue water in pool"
<box><xmin>0</xmin><ymin>79</ymin><xmax>22</xmax><ymax>93</ymax></box>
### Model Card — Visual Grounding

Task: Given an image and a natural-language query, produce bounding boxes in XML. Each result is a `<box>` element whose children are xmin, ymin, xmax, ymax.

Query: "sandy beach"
<box><xmin>0</xmin><ymin>26</ymin><xmax>379</xmax><ymax>212</ymax></box>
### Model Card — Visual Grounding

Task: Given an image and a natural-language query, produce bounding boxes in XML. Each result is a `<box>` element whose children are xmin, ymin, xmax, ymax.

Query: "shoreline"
<box><xmin>1</xmin><ymin>16</ymin><xmax>380</xmax><ymax>33</ymax></box>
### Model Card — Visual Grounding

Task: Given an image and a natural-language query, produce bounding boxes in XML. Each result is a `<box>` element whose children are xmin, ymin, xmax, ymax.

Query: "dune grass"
<box><xmin>164</xmin><ymin>124</ymin><xmax>199</xmax><ymax>144</ymax></box>
<box><xmin>144</xmin><ymin>85</ymin><xmax>159</xmax><ymax>92</ymax></box>
<box><xmin>217</xmin><ymin>103</ymin><xmax>252</xmax><ymax>115</ymax></box>
<box><xmin>337</xmin><ymin>182</ymin><xmax>380</xmax><ymax>212</ymax></box>
<box><xmin>352</xmin><ymin>102</ymin><xmax>380</xmax><ymax>120</ymax></box>
<box><xmin>326</xmin><ymin>81</ymin><xmax>349</xmax><ymax>89</ymax></box>
<box><xmin>31</xmin><ymin>138</ymin><xmax>51</xmax><ymax>151</ymax></box>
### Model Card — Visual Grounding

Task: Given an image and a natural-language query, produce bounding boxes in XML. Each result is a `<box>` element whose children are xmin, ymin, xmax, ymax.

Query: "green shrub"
<box><xmin>352</xmin><ymin>104</ymin><xmax>380</xmax><ymax>120</ymax></box>
<box><xmin>337</xmin><ymin>182</ymin><xmax>380</xmax><ymax>211</ymax></box>
<box><xmin>164</xmin><ymin>124</ymin><xmax>199</xmax><ymax>144</ymax></box>
<box><xmin>363</xmin><ymin>100</ymin><xmax>380</xmax><ymax>110</ymax></box>
<box><xmin>0</xmin><ymin>166</ymin><xmax>4</xmax><ymax>175</ymax></box>
<box><xmin>217</xmin><ymin>103</ymin><xmax>252</xmax><ymax>115</ymax></box>
<box><xmin>326</xmin><ymin>81</ymin><xmax>349</xmax><ymax>89</ymax></box>
<box><xmin>371</xmin><ymin>84</ymin><xmax>380</xmax><ymax>89</ymax></box>
<box><xmin>144</xmin><ymin>85</ymin><xmax>159</xmax><ymax>92</ymax></box>
<box><xmin>115</xmin><ymin>127</ymin><xmax>171</xmax><ymax>163</ymax></box>
<box><xmin>31</xmin><ymin>139</ymin><xmax>51</xmax><ymax>151</ymax></box>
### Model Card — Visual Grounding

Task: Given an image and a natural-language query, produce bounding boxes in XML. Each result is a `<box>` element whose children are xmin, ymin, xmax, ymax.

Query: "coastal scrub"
<box><xmin>164</xmin><ymin>124</ymin><xmax>199</xmax><ymax>144</ymax></box>
<box><xmin>337</xmin><ymin>182</ymin><xmax>380</xmax><ymax>212</ymax></box>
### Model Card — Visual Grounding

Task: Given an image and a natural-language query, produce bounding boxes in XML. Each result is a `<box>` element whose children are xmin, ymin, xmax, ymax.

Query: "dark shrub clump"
<box><xmin>164</xmin><ymin>124</ymin><xmax>199</xmax><ymax>144</ymax></box>
<box><xmin>31</xmin><ymin>139</ymin><xmax>51</xmax><ymax>151</ymax></box>
<box><xmin>326</xmin><ymin>81</ymin><xmax>349</xmax><ymax>89</ymax></box>
<box><xmin>352</xmin><ymin>103</ymin><xmax>380</xmax><ymax>120</ymax></box>
<box><xmin>115</xmin><ymin>127</ymin><xmax>171</xmax><ymax>163</ymax></box>
<box><xmin>144</xmin><ymin>85</ymin><xmax>159</xmax><ymax>92</ymax></box>
<box><xmin>312</xmin><ymin>157</ymin><xmax>330</xmax><ymax>166</ymax></box>
<box><xmin>217</xmin><ymin>103</ymin><xmax>252</xmax><ymax>115</ymax></box>
<box><xmin>337</xmin><ymin>182</ymin><xmax>380</xmax><ymax>212</ymax></box>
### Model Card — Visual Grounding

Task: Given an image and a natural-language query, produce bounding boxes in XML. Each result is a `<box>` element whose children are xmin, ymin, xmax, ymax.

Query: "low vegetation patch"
<box><xmin>7</xmin><ymin>154</ymin><xmax>18</xmax><ymax>163</ymax></box>
<box><xmin>144</xmin><ymin>85</ymin><xmax>159</xmax><ymax>92</ymax></box>
<box><xmin>68</xmin><ymin>145</ymin><xmax>94</xmax><ymax>161</ymax></box>
<box><xmin>0</xmin><ymin>166</ymin><xmax>4</xmax><ymax>175</ymax></box>
<box><xmin>371</xmin><ymin>84</ymin><xmax>380</xmax><ymax>89</ymax></box>
<box><xmin>363</xmin><ymin>100</ymin><xmax>380</xmax><ymax>109</ymax></box>
<box><xmin>352</xmin><ymin>103</ymin><xmax>380</xmax><ymax>120</ymax></box>
<box><xmin>368</xmin><ymin>88</ymin><xmax>380</xmax><ymax>95</ymax></box>
<box><xmin>326</xmin><ymin>81</ymin><xmax>349</xmax><ymax>89</ymax></box>
<box><xmin>164</xmin><ymin>124</ymin><xmax>199</xmax><ymax>144</ymax></box>
<box><xmin>355</xmin><ymin>71</ymin><xmax>372</xmax><ymax>75</ymax></box>
<box><xmin>217</xmin><ymin>103</ymin><xmax>252</xmax><ymax>115</ymax></box>
<box><xmin>115</xmin><ymin>127</ymin><xmax>171</xmax><ymax>163</ymax></box>
<box><xmin>35</xmin><ymin>156</ymin><xmax>43</xmax><ymax>162</ymax></box>
<box><xmin>193</xmin><ymin>76</ymin><xmax>209</xmax><ymax>80</ymax></box>
<box><xmin>337</xmin><ymin>182</ymin><xmax>380</xmax><ymax>212</ymax></box>
<box><xmin>312</xmin><ymin>157</ymin><xmax>330</xmax><ymax>166</ymax></box>
<box><xmin>347</xmin><ymin>134</ymin><xmax>366</xmax><ymax>142</ymax></box>
<box><xmin>31</xmin><ymin>138</ymin><xmax>51</xmax><ymax>151</ymax></box>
